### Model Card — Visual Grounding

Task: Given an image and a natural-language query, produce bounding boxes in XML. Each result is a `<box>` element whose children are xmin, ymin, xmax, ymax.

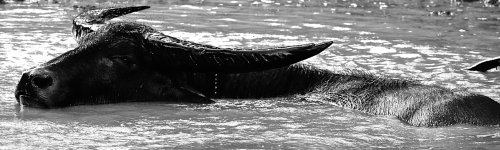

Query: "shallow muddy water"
<box><xmin>1</xmin><ymin>0</ymin><xmax>500</xmax><ymax>149</ymax></box>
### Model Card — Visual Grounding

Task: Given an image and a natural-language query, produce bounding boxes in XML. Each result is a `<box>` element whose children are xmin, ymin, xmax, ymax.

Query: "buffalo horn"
<box><xmin>146</xmin><ymin>32</ymin><xmax>333</xmax><ymax>73</ymax></box>
<box><xmin>466</xmin><ymin>57</ymin><xmax>500</xmax><ymax>72</ymax></box>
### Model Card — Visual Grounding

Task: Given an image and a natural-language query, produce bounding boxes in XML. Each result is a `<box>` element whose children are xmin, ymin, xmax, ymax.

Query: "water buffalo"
<box><xmin>15</xmin><ymin>6</ymin><xmax>500</xmax><ymax>127</ymax></box>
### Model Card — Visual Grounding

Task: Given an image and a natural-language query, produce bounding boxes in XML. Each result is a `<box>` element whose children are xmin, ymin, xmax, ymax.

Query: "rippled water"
<box><xmin>1</xmin><ymin>0</ymin><xmax>500</xmax><ymax>149</ymax></box>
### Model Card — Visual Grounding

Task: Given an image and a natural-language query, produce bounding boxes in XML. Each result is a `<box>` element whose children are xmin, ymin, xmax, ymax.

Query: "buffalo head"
<box><xmin>14</xmin><ymin>6</ymin><xmax>333</xmax><ymax>108</ymax></box>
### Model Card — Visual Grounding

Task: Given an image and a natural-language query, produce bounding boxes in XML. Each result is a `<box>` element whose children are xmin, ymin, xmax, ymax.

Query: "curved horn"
<box><xmin>146</xmin><ymin>32</ymin><xmax>333</xmax><ymax>73</ymax></box>
<box><xmin>466</xmin><ymin>56</ymin><xmax>500</xmax><ymax>72</ymax></box>
<box><xmin>72</xmin><ymin>6</ymin><xmax>150</xmax><ymax>42</ymax></box>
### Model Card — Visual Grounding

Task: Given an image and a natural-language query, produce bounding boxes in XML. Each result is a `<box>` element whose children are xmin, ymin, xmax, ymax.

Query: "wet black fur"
<box><xmin>204</xmin><ymin>64</ymin><xmax>500</xmax><ymax>127</ymax></box>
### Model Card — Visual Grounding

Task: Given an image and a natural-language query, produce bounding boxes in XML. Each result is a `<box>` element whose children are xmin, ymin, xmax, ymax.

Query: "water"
<box><xmin>1</xmin><ymin>0</ymin><xmax>500</xmax><ymax>149</ymax></box>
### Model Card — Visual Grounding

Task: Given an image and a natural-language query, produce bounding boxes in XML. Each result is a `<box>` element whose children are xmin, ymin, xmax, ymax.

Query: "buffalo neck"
<box><xmin>185</xmin><ymin>64</ymin><xmax>333</xmax><ymax>99</ymax></box>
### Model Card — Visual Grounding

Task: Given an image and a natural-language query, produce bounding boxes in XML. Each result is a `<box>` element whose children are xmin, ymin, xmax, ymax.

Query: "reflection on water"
<box><xmin>1</xmin><ymin>0</ymin><xmax>500</xmax><ymax>149</ymax></box>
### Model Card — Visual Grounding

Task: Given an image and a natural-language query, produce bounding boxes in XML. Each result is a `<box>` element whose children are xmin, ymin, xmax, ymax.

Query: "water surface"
<box><xmin>1</xmin><ymin>0</ymin><xmax>499</xmax><ymax>149</ymax></box>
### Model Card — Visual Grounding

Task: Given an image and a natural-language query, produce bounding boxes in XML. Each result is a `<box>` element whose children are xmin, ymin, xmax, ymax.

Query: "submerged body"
<box><xmin>14</xmin><ymin>6</ymin><xmax>500</xmax><ymax>127</ymax></box>
<box><xmin>206</xmin><ymin>64</ymin><xmax>500</xmax><ymax>127</ymax></box>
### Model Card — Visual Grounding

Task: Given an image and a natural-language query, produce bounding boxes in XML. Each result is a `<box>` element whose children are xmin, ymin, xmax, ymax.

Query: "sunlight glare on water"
<box><xmin>1</xmin><ymin>0</ymin><xmax>500</xmax><ymax>149</ymax></box>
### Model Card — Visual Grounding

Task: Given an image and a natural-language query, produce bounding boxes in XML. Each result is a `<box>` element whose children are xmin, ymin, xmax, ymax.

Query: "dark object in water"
<box><xmin>455</xmin><ymin>0</ymin><xmax>499</xmax><ymax>7</ymax></box>
<box><xmin>484</xmin><ymin>0</ymin><xmax>500</xmax><ymax>6</ymax></box>
<box><xmin>428</xmin><ymin>10</ymin><xmax>454</xmax><ymax>17</ymax></box>
<box><xmin>467</xmin><ymin>57</ymin><xmax>500</xmax><ymax>72</ymax></box>
<box><xmin>15</xmin><ymin>6</ymin><xmax>500</xmax><ymax>127</ymax></box>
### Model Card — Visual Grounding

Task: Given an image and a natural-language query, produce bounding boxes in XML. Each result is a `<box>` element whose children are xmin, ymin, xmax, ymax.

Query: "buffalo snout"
<box><xmin>15</xmin><ymin>68</ymin><xmax>58</xmax><ymax>108</ymax></box>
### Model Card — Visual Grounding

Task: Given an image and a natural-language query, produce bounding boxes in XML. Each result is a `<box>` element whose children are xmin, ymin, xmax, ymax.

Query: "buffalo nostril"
<box><xmin>31</xmin><ymin>75</ymin><xmax>53</xmax><ymax>89</ymax></box>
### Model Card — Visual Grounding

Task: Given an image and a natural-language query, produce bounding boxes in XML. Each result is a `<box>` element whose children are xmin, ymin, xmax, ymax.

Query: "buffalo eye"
<box><xmin>110</xmin><ymin>55</ymin><xmax>137</xmax><ymax>69</ymax></box>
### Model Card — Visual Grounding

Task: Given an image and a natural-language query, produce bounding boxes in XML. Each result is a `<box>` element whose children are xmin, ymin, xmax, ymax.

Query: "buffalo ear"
<box><xmin>176</xmin><ymin>85</ymin><xmax>215</xmax><ymax>104</ymax></box>
<box><xmin>172</xmin><ymin>75</ymin><xmax>215</xmax><ymax>104</ymax></box>
<box><xmin>143</xmin><ymin>73</ymin><xmax>214</xmax><ymax>103</ymax></box>
<box><xmin>72</xmin><ymin>6</ymin><xmax>150</xmax><ymax>43</ymax></box>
